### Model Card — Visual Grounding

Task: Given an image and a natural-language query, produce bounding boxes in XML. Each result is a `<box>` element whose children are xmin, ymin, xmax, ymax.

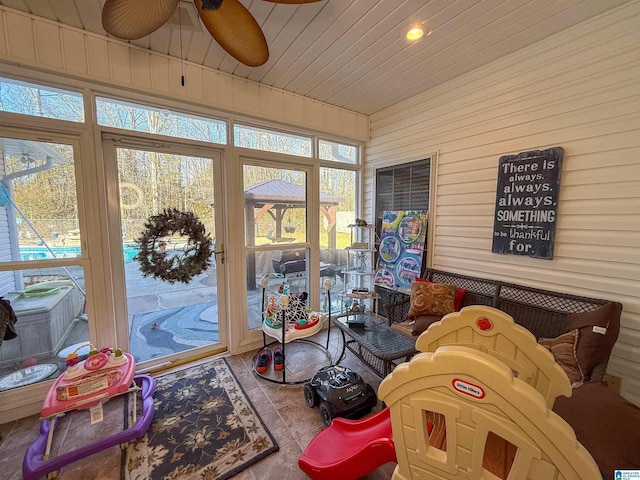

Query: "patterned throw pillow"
<box><xmin>285</xmin><ymin>292</ymin><xmax>308</xmax><ymax>322</ymax></box>
<box><xmin>415</xmin><ymin>278</ymin><xmax>467</xmax><ymax>311</ymax></box>
<box><xmin>407</xmin><ymin>282</ymin><xmax>455</xmax><ymax>319</ymax></box>
<box><xmin>539</xmin><ymin>329</ymin><xmax>584</xmax><ymax>386</ymax></box>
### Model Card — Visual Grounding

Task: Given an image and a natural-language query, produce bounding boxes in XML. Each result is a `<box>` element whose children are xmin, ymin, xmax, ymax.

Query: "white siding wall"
<box><xmin>366</xmin><ymin>2</ymin><xmax>640</xmax><ymax>404</ymax></box>
<box><xmin>0</xmin><ymin>7</ymin><xmax>369</xmax><ymax>142</ymax></box>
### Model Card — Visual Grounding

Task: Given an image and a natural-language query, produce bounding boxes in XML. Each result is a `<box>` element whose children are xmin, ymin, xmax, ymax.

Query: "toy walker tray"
<box><xmin>41</xmin><ymin>352</ymin><xmax>136</xmax><ymax>418</ymax></box>
<box><xmin>262</xmin><ymin>311</ymin><xmax>327</xmax><ymax>343</ymax></box>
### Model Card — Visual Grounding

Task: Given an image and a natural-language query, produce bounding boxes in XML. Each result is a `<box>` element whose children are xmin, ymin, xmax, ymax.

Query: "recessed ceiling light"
<box><xmin>406</xmin><ymin>27</ymin><xmax>424</xmax><ymax>41</ymax></box>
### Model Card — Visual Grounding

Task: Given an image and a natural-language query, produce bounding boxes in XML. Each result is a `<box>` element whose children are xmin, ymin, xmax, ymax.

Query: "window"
<box><xmin>375</xmin><ymin>159</ymin><xmax>430</xmax><ymax>221</ymax></box>
<box><xmin>0</xmin><ymin>77</ymin><xmax>84</xmax><ymax>122</ymax></box>
<box><xmin>319</xmin><ymin>139</ymin><xmax>358</xmax><ymax>164</ymax></box>
<box><xmin>0</xmin><ymin>137</ymin><xmax>89</xmax><ymax>391</ymax></box>
<box><xmin>234</xmin><ymin>123</ymin><xmax>312</xmax><ymax>157</ymax></box>
<box><xmin>96</xmin><ymin>97</ymin><xmax>227</xmax><ymax>144</ymax></box>
<box><xmin>320</xmin><ymin>167</ymin><xmax>356</xmax><ymax>311</ymax></box>
<box><xmin>375</xmin><ymin>159</ymin><xmax>431</xmax><ymax>312</ymax></box>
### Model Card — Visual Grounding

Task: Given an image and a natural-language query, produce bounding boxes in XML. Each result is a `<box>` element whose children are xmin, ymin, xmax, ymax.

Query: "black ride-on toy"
<box><xmin>303</xmin><ymin>365</ymin><xmax>377</xmax><ymax>427</ymax></box>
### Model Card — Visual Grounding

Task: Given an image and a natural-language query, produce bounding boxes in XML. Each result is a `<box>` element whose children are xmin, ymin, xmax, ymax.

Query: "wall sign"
<box><xmin>492</xmin><ymin>147</ymin><xmax>563</xmax><ymax>259</ymax></box>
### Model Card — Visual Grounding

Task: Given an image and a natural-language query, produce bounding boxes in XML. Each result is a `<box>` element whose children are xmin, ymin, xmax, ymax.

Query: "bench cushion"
<box><xmin>553</xmin><ymin>382</ymin><xmax>640</xmax><ymax>479</ymax></box>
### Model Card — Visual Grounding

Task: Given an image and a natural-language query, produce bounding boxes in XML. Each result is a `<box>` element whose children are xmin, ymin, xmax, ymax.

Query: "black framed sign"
<box><xmin>491</xmin><ymin>147</ymin><xmax>563</xmax><ymax>259</ymax></box>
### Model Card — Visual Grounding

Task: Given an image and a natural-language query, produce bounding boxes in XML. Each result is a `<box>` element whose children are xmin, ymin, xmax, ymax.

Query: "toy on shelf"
<box><xmin>22</xmin><ymin>345</ymin><xmax>156</xmax><ymax>480</ymax></box>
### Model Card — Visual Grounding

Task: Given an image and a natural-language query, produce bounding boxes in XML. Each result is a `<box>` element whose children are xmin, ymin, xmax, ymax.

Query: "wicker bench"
<box><xmin>383</xmin><ymin>268</ymin><xmax>622</xmax><ymax>383</ymax></box>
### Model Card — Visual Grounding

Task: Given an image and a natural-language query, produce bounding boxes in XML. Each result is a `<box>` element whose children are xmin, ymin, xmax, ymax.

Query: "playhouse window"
<box><xmin>482</xmin><ymin>431</ymin><xmax>517</xmax><ymax>479</ymax></box>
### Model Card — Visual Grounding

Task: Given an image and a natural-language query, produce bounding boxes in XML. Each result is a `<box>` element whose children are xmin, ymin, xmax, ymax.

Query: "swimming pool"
<box><xmin>20</xmin><ymin>244</ymin><xmax>140</xmax><ymax>262</ymax></box>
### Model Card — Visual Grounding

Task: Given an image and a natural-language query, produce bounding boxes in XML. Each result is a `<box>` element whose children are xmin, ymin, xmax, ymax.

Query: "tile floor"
<box><xmin>0</xmin><ymin>328</ymin><xmax>397</xmax><ymax>479</ymax></box>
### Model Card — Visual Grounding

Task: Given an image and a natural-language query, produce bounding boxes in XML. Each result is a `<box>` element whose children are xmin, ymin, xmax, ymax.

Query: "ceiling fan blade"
<box><xmin>263</xmin><ymin>0</ymin><xmax>322</xmax><ymax>3</ymax></box>
<box><xmin>195</xmin><ymin>0</ymin><xmax>269</xmax><ymax>67</ymax></box>
<box><xmin>102</xmin><ymin>0</ymin><xmax>179</xmax><ymax>40</ymax></box>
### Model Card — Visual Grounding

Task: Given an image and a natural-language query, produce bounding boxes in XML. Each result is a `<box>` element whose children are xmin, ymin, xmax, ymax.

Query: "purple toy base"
<box><xmin>22</xmin><ymin>374</ymin><xmax>156</xmax><ymax>480</ymax></box>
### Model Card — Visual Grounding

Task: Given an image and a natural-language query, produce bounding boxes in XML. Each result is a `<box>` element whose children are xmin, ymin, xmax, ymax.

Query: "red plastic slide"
<box><xmin>298</xmin><ymin>407</ymin><xmax>396</xmax><ymax>480</ymax></box>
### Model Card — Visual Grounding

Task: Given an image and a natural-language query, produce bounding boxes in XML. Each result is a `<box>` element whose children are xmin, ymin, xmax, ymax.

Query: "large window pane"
<box><xmin>235</xmin><ymin>124</ymin><xmax>312</xmax><ymax>157</ymax></box>
<box><xmin>115</xmin><ymin>148</ymin><xmax>219</xmax><ymax>363</ymax></box>
<box><xmin>0</xmin><ymin>266</ymin><xmax>87</xmax><ymax>392</ymax></box>
<box><xmin>0</xmin><ymin>136</ymin><xmax>88</xmax><ymax>392</ymax></box>
<box><xmin>244</xmin><ymin>165</ymin><xmax>308</xmax><ymax>330</ymax></box>
<box><xmin>244</xmin><ymin>165</ymin><xmax>308</xmax><ymax>246</ymax></box>
<box><xmin>319</xmin><ymin>139</ymin><xmax>358</xmax><ymax>164</ymax></box>
<box><xmin>0</xmin><ymin>77</ymin><xmax>84</xmax><ymax>122</ymax></box>
<box><xmin>320</xmin><ymin>167</ymin><xmax>356</xmax><ymax>312</ymax></box>
<box><xmin>96</xmin><ymin>97</ymin><xmax>226</xmax><ymax>144</ymax></box>
<box><xmin>1</xmin><ymin>140</ymin><xmax>82</xmax><ymax>261</ymax></box>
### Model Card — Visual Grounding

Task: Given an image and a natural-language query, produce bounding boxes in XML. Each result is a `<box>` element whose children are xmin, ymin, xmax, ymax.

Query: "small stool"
<box><xmin>57</xmin><ymin>342</ymin><xmax>91</xmax><ymax>365</ymax></box>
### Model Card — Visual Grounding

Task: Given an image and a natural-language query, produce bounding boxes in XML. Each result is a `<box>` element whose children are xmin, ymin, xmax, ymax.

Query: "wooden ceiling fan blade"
<box><xmin>102</xmin><ymin>0</ymin><xmax>179</xmax><ymax>40</ymax></box>
<box><xmin>195</xmin><ymin>0</ymin><xmax>269</xmax><ymax>67</ymax></box>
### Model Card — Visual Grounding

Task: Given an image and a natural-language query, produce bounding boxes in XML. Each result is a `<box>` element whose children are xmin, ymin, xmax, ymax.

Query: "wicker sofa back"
<box><xmin>383</xmin><ymin>268</ymin><xmax>622</xmax><ymax>383</ymax></box>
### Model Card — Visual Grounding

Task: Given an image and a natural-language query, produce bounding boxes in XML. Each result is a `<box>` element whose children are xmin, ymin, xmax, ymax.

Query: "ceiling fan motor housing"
<box><xmin>201</xmin><ymin>0</ymin><xmax>223</xmax><ymax>10</ymax></box>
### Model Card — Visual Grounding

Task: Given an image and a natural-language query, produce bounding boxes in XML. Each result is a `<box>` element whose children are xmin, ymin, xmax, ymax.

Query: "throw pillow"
<box><xmin>539</xmin><ymin>329</ymin><xmax>584</xmax><ymax>385</ymax></box>
<box><xmin>564</xmin><ymin>302</ymin><xmax>622</xmax><ymax>380</ymax></box>
<box><xmin>416</xmin><ymin>278</ymin><xmax>466</xmax><ymax>311</ymax></box>
<box><xmin>411</xmin><ymin>314</ymin><xmax>443</xmax><ymax>337</ymax></box>
<box><xmin>407</xmin><ymin>282</ymin><xmax>456</xmax><ymax>319</ymax></box>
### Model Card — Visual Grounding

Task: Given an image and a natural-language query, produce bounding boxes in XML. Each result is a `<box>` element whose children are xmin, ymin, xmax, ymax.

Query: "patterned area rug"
<box><xmin>121</xmin><ymin>358</ymin><xmax>278</xmax><ymax>480</ymax></box>
<box><xmin>130</xmin><ymin>302</ymin><xmax>218</xmax><ymax>362</ymax></box>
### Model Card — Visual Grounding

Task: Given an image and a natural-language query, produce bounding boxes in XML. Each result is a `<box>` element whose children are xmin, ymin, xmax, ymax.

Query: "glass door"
<box><xmin>243</xmin><ymin>164</ymin><xmax>309</xmax><ymax>331</ymax></box>
<box><xmin>104</xmin><ymin>141</ymin><xmax>226</xmax><ymax>365</ymax></box>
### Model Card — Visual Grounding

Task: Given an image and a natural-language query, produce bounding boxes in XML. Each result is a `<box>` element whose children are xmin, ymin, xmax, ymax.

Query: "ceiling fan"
<box><xmin>102</xmin><ymin>0</ymin><xmax>321</xmax><ymax>67</ymax></box>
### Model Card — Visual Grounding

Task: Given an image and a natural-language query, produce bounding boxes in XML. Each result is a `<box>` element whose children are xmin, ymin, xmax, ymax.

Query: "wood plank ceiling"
<box><xmin>0</xmin><ymin>0</ymin><xmax>633</xmax><ymax>115</ymax></box>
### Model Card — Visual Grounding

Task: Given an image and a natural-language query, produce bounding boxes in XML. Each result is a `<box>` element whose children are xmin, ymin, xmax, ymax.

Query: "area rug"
<box><xmin>121</xmin><ymin>358</ymin><xmax>279</xmax><ymax>480</ymax></box>
<box><xmin>130</xmin><ymin>302</ymin><xmax>218</xmax><ymax>362</ymax></box>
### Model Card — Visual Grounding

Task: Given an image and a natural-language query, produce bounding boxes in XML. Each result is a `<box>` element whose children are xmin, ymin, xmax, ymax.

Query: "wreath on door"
<box><xmin>135</xmin><ymin>208</ymin><xmax>213</xmax><ymax>284</ymax></box>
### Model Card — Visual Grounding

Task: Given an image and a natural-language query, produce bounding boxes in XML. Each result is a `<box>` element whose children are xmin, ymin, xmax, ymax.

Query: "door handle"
<box><xmin>213</xmin><ymin>243</ymin><xmax>224</xmax><ymax>264</ymax></box>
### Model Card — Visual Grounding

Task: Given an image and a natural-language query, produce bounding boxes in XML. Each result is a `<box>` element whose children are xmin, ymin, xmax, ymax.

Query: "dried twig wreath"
<box><xmin>135</xmin><ymin>208</ymin><xmax>213</xmax><ymax>284</ymax></box>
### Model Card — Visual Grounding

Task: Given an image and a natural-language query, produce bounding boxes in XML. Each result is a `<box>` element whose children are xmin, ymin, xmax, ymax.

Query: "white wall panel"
<box><xmin>34</xmin><ymin>21</ymin><xmax>61</xmax><ymax>68</ymax></box>
<box><xmin>130</xmin><ymin>49</ymin><xmax>152</xmax><ymax>90</ymax></box>
<box><xmin>366</xmin><ymin>1</ymin><xmax>640</xmax><ymax>404</ymax></box>
<box><xmin>4</xmin><ymin>10</ymin><xmax>35</xmax><ymax>62</ymax></box>
<box><xmin>61</xmin><ymin>29</ymin><xmax>87</xmax><ymax>75</ymax></box>
<box><xmin>86</xmin><ymin>36</ymin><xmax>110</xmax><ymax>81</ymax></box>
<box><xmin>0</xmin><ymin>6</ymin><xmax>368</xmax><ymax>142</ymax></box>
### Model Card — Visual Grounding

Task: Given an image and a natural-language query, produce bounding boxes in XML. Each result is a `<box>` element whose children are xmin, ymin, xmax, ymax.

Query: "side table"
<box><xmin>333</xmin><ymin>313</ymin><xmax>417</xmax><ymax>378</ymax></box>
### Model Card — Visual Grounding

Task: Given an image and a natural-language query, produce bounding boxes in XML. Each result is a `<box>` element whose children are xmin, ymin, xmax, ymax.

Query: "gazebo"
<box><xmin>242</xmin><ymin>179</ymin><xmax>344</xmax><ymax>289</ymax></box>
<box><xmin>244</xmin><ymin>179</ymin><xmax>343</xmax><ymax>248</ymax></box>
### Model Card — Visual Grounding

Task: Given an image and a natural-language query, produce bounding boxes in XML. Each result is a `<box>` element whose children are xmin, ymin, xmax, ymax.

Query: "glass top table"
<box><xmin>333</xmin><ymin>313</ymin><xmax>417</xmax><ymax>377</ymax></box>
